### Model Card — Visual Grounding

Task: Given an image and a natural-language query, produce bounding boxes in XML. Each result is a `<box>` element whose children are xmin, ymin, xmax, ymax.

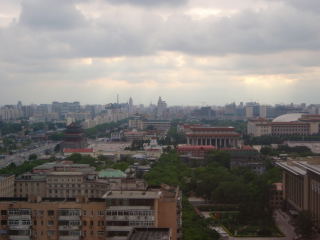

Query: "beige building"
<box><xmin>104</xmin><ymin>185</ymin><xmax>181</xmax><ymax>240</ymax></box>
<box><xmin>183</xmin><ymin>125</ymin><xmax>241</xmax><ymax>148</ymax></box>
<box><xmin>0</xmin><ymin>175</ymin><xmax>14</xmax><ymax>197</ymax></box>
<box><xmin>0</xmin><ymin>185</ymin><xmax>181</xmax><ymax>240</ymax></box>
<box><xmin>277</xmin><ymin>157</ymin><xmax>320</xmax><ymax>229</ymax></box>
<box><xmin>0</xmin><ymin>197</ymin><xmax>106</xmax><ymax>240</ymax></box>
<box><xmin>247</xmin><ymin>114</ymin><xmax>320</xmax><ymax>137</ymax></box>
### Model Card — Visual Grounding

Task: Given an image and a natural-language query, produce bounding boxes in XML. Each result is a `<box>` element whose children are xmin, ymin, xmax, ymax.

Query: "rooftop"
<box><xmin>127</xmin><ymin>228</ymin><xmax>170</xmax><ymax>240</ymax></box>
<box><xmin>103</xmin><ymin>190</ymin><xmax>162</xmax><ymax>199</ymax></box>
<box><xmin>98</xmin><ymin>169</ymin><xmax>126</xmax><ymax>178</ymax></box>
<box><xmin>272</xmin><ymin>113</ymin><xmax>303</xmax><ymax>122</ymax></box>
<box><xmin>63</xmin><ymin>148</ymin><xmax>93</xmax><ymax>153</ymax></box>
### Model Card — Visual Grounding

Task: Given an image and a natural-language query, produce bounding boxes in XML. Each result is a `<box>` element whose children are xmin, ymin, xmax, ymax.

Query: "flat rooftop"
<box><xmin>103</xmin><ymin>190</ymin><xmax>162</xmax><ymax>199</ymax></box>
<box><xmin>276</xmin><ymin>161</ymin><xmax>307</xmax><ymax>175</ymax></box>
<box><xmin>128</xmin><ymin>228</ymin><xmax>170</xmax><ymax>240</ymax></box>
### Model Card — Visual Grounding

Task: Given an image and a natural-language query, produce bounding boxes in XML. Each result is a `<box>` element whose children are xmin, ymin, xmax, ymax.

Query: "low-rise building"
<box><xmin>248</xmin><ymin>114</ymin><xmax>320</xmax><ymax>137</ymax></box>
<box><xmin>277</xmin><ymin>157</ymin><xmax>320</xmax><ymax>229</ymax></box>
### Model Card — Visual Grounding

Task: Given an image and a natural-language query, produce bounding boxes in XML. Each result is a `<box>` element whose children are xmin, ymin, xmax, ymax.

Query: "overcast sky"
<box><xmin>1</xmin><ymin>0</ymin><xmax>320</xmax><ymax>106</ymax></box>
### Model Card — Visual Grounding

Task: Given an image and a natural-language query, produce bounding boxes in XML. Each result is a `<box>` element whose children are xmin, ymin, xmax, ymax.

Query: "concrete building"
<box><xmin>269</xmin><ymin>183</ymin><xmax>283</xmax><ymax>209</ymax></box>
<box><xmin>183</xmin><ymin>125</ymin><xmax>241</xmax><ymax>148</ymax></box>
<box><xmin>0</xmin><ymin>175</ymin><xmax>14</xmax><ymax>197</ymax></box>
<box><xmin>104</xmin><ymin>185</ymin><xmax>181</xmax><ymax>240</ymax></box>
<box><xmin>277</xmin><ymin>157</ymin><xmax>320</xmax><ymax>229</ymax></box>
<box><xmin>0</xmin><ymin>197</ymin><xmax>106</xmax><ymax>240</ymax></box>
<box><xmin>0</xmin><ymin>185</ymin><xmax>181</xmax><ymax>240</ymax></box>
<box><xmin>247</xmin><ymin>114</ymin><xmax>320</xmax><ymax>137</ymax></box>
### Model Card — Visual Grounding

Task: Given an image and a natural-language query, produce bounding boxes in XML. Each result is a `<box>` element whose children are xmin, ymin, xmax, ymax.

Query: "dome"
<box><xmin>272</xmin><ymin>113</ymin><xmax>303</xmax><ymax>122</ymax></box>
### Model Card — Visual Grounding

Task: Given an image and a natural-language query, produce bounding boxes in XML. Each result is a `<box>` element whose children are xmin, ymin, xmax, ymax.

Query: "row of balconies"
<box><xmin>105</xmin><ymin>215</ymin><xmax>154</xmax><ymax>221</ymax></box>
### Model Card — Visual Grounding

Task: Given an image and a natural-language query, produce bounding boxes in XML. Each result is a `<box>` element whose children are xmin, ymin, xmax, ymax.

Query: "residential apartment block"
<box><xmin>0</xmin><ymin>185</ymin><xmax>181</xmax><ymax>240</ymax></box>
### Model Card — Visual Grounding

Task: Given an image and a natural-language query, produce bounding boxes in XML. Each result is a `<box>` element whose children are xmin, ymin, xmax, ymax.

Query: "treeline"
<box><xmin>66</xmin><ymin>153</ymin><xmax>133</xmax><ymax>171</ymax></box>
<box><xmin>0</xmin><ymin>158</ymin><xmax>52</xmax><ymax>176</ymax></box>
<box><xmin>145</xmin><ymin>151</ymin><xmax>282</xmax><ymax>238</ymax></box>
<box><xmin>245</xmin><ymin>134</ymin><xmax>320</xmax><ymax>145</ymax></box>
<box><xmin>261</xmin><ymin>145</ymin><xmax>315</xmax><ymax>157</ymax></box>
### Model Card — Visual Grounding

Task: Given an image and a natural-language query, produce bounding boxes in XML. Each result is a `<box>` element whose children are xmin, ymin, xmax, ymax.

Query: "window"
<box><xmin>47</xmin><ymin>230</ymin><xmax>55</xmax><ymax>236</ymax></box>
<box><xmin>48</xmin><ymin>210</ymin><xmax>54</xmax><ymax>216</ymax></box>
<box><xmin>1</xmin><ymin>220</ymin><xmax>7</xmax><ymax>225</ymax></box>
<box><xmin>48</xmin><ymin>220</ymin><xmax>54</xmax><ymax>226</ymax></box>
<box><xmin>0</xmin><ymin>210</ymin><xmax>6</xmax><ymax>215</ymax></box>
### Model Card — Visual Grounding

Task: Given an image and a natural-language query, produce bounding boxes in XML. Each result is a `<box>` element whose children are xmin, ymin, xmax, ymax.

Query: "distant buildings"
<box><xmin>277</xmin><ymin>157</ymin><xmax>320</xmax><ymax>230</ymax></box>
<box><xmin>247</xmin><ymin>114</ymin><xmax>320</xmax><ymax>137</ymax></box>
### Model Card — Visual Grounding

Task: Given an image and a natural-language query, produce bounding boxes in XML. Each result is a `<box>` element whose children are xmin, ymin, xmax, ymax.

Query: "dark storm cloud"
<box><xmin>103</xmin><ymin>0</ymin><xmax>188</xmax><ymax>7</ymax></box>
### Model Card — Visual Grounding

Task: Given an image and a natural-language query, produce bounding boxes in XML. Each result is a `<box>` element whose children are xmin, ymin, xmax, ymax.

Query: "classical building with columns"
<box><xmin>184</xmin><ymin>126</ymin><xmax>241</xmax><ymax>148</ymax></box>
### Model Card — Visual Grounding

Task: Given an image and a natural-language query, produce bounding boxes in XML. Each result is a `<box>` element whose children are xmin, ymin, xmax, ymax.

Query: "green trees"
<box><xmin>182</xmin><ymin>197</ymin><xmax>220</xmax><ymax>240</ymax></box>
<box><xmin>28</xmin><ymin>154</ymin><xmax>38</xmax><ymax>161</ymax></box>
<box><xmin>204</xmin><ymin>150</ymin><xmax>231</xmax><ymax>168</ymax></box>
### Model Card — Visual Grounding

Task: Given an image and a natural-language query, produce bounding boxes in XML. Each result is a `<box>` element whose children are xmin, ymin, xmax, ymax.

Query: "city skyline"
<box><xmin>1</xmin><ymin>0</ymin><xmax>320</xmax><ymax>105</ymax></box>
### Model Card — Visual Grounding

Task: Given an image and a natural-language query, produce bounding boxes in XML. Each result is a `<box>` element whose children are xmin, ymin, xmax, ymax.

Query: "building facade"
<box><xmin>277</xmin><ymin>157</ymin><xmax>320</xmax><ymax>229</ymax></box>
<box><xmin>0</xmin><ymin>185</ymin><xmax>181</xmax><ymax>240</ymax></box>
<box><xmin>248</xmin><ymin>114</ymin><xmax>320</xmax><ymax>137</ymax></box>
<box><xmin>184</xmin><ymin>126</ymin><xmax>241</xmax><ymax>148</ymax></box>
<box><xmin>0</xmin><ymin>175</ymin><xmax>14</xmax><ymax>197</ymax></box>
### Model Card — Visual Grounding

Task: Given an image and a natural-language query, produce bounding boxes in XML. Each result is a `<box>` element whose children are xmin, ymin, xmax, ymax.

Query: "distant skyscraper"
<box><xmin>156</xmin><ymin>97</ymin><xmax>167</xmax><ymax>119</ymax></box>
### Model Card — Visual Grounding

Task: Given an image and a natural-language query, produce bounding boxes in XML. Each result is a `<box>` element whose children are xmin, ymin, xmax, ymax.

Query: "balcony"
<box><xmin>59</xmin><ymin>236</ymin><xmax>80</xmax><ymax>240</ymax></box>
<box><xmin>9</xmin><ymin>236</ymin><xmax>30</xmax><ymax>240</ymax></box>
<box><xmin>58</xmin><ymin>215</ymin><xmax>81</xmax><ymax>221</ymax></box>
<box><xmin>106</xmin><ymin>226</ymin><xmax>132</xmax><ymax>232</ymax></box>
<box><xmin>8</xmin><ymin>225</ymin><xmax>31</xmax><ymax>231</ymax></box>
<box><xmin>8</xmin><ymin>216</ymin><xmax>31</xmax><ymax>221</ymax></box>
<box><xmin>106</xmin><ymin>215</ymin><xmax>154</xmax><ymax>221</ymax></box>
<box><xmin>58</xmin><ymin>225</ymin><xmax>81</xmax><ymax>231</ymax></box>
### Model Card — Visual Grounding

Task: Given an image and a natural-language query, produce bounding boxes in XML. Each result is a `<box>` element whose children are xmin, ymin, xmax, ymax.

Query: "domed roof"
<box><xmin>272</xmin><ymin>113</ymin><xmax>303</xmax><ymax>122</ymax></box>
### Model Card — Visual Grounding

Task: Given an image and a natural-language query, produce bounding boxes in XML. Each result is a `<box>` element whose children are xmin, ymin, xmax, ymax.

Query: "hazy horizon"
<box><xmin>1</xmin><ymin>0</ymin><xmax>320</xmax><ymax>105</ymax></box>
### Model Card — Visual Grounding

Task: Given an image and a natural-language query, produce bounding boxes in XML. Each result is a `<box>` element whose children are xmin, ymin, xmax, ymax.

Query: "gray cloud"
<box><xmin>19</xmin><ymin>0</ymin><xmax>86</xmax><ymax>30</ymax></box>
<box><xmin>103</xmin><ymin>0</ymin><xmax>188</xmax><ymax>7</ymax></box>
<box><xmin>276</xmin><ymin>0</ymin><xmax>320</xmax><ymax>12</ymax></box>
<box><xmin>1</xmin><ymin>0</ymin><xmax>320</xmax><ymax>104</ymax></box>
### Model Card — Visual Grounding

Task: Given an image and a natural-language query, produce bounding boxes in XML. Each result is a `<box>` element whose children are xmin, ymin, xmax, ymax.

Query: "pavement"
<box><xmin>0</xmin><ymin>142</ymin><xmax>58</xmax><ymax>169</ymax></box>
<box><xmin>274</xmin><ymin>209</ymin><xmax>297</xmax><ymax>240</ymax></box>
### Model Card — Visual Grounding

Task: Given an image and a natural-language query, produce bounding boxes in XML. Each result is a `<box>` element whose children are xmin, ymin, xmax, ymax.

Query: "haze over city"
<box><xmin>1</xmin><ymin>0</ymin><xmax>320</xmax><ymax>105</ymax></box>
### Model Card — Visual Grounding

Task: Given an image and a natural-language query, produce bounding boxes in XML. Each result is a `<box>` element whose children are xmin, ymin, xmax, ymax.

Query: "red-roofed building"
<box><xmin>63</xmin><ymin>148</ymin><xmax>94</xmax><ymax>156</ymax></box>
<box><xmin>177</xmin><ymin>145</ymin><xmax>216</xmax><ymax>157</ymax></box>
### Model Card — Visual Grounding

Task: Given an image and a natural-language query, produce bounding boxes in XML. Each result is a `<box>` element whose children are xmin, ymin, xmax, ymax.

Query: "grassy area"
<box><xmin>222</xmin><ymin>223</ymin><xmax>284</xmax><ymax>237</ymax></box>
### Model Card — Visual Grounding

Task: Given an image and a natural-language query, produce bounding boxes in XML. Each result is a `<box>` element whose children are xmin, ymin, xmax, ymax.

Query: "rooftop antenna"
<box><xmin>117</xmin><ymin>94</ymin><xmax>119</xmax><ymax>104</ymax></box>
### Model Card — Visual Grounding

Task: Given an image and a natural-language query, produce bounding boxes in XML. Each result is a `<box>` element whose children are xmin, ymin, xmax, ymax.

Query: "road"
<box><xmin>0</xmin><ymin>142</ymin><xmax>58</xmax><ymax>169</ymax></box>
